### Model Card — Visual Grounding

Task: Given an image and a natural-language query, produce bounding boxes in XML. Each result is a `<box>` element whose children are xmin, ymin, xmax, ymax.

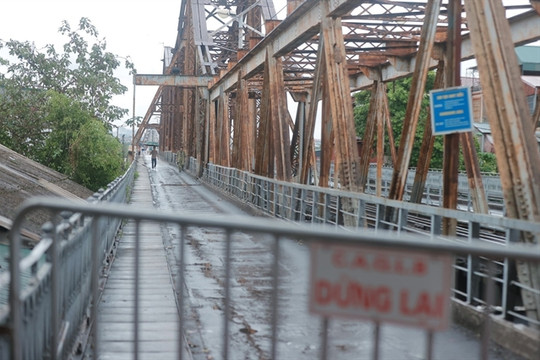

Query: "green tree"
<box><xmin>0</xmin><ymin>17</ymin><xmax>135</xmax><ymax>124</ymax></box>
<box><xmin>353</xmin><ymin>75</ymin><xmax>499</xmax><ymax>173</ymax></box>
<box><xmin>0</xmin><ymin>18</ymin><xmax>134</xmax><ymax>190</ymax></box>
<box><xmin>124</xmin><ymin>116</ymin><xmax>142</xmax><ymax>128</ymax></box>
<box><xmin>70</xmin><ymin>119</ymin><xmax>123</xmax><ymax>191</ymax></box>
<box><xmin>476</xmin><ymin>152</ymin><xmax>498</xmax><ymax>174</ymax></box>
<box><xmin>35</xmin><ymin>91</ymin><xmax>94</xmax><ymax>174</ymax></box>
<box><xmin>354</xmin><ymin>72</ymin><xmax>443</xmax><ymax>169</ymax></box>
<box><xmin>0</xmin><ymin>83</ymin><xmax>49</xmax><ymax>156</ymax></box>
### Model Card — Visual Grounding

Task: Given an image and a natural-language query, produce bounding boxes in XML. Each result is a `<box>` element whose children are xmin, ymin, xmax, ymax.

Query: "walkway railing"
<box><xmin>195</xmin><ymin>161</ymin><xmax>540</xmax><ymax>330</ymax></box>
<box><xmin>0</xmin><ymin>160</ymin><xmax>136</xmax><ymax>360</ymax></box>
<box><xmin>363</xmin><ymin>166</ymin><xmax>504</xmax><ymax>214</ymax></box>
<box><xmin>4</xmin><ymin>196</ymin><xmax>540</xmax><ymax>359</ymax></box>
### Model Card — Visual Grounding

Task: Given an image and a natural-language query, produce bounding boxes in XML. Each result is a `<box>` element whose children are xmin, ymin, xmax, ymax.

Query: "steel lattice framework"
<box><xmin>133</xmin><ymin>0</ymin><xmax>540</xmax><ymax>322</ymax></box>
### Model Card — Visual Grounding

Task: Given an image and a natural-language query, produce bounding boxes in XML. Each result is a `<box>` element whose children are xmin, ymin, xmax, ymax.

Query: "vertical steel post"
<box><xmin>223</xmin><ymin>230</ymin><xmax>232</xmax><ymax>360</ymax></box>
<box><xmin>425</xmin><ymin>330</ymin><xmax>434</xmax><ymax>360</ymax></box>
<box><xmin>372</xmin><ymin>321</ymin><xmax>380</xmax><ymax>360</ymax></box>
<box><xmin>132</xmin><ymin>76</ymin><xmax>136</xmax><ymax>158</ymax></box>
<box><xmin>481</xmin><ymin>261</ymin><xmax>497</xmax><ymax>360</ymax></box>
<box><xmin>442</xmin><ymin>0</ymin><xmax>461</xmax><ymax>236</ymax></box>
<box><xmin>178</xmin><ymin>225</ymin><xmax>186</xmax><ymax>360</ymax></box>
<box><xmin>464</xmin><ymin>0</ymin><xmax>540</xmax><ymax>322</ymax></box>
<box><xmin>320</xmin><ymin>317</ymin><xmax>329</xmax><ymax>360</ymax></box>
<box><xmin>270</xmin><ymin>235</ymin><xmax>280</xmax><ymax>360</ymax></box>
<box><xmin>320</xmin><ymin>0</ymin><xmax>361</xmax><ymax>193</ymax></box>
<box><xmin>134</xmin><ymin>220</ymin><xmax>141</xmax><ymax>360</ymax></box>
<box><xmin>51</xmin><ymin>222</ymin><xmax>59</xmax><ymax>360</ymax></box>
<box><xmin>91</xmin><ymin>218</ymin><xmax>101</xmax><ymax>358</ymax></box>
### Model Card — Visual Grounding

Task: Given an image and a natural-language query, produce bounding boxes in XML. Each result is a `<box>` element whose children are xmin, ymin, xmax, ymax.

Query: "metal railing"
<box><xmin>4</xmin><ymin>197</ymin><xmax>540</xmax><ymax>360</ymax></box>
<box><xmin>197</xmin><ymin>162</ymin><xmax>540</xmax><ymax>329</ymax></box>
<box><xmin>0</xmin><ymin>160</ymin><xmax>136</xmax><ymax>360</ymax></box>
<box><xmin>363</xmin><ymin>166</ymin><xmax>504</xmax><ymax>214</ymax></box>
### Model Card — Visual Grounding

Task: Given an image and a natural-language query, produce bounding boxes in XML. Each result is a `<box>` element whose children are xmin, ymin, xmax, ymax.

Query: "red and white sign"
<box><xmin>309</xmin><ymin>243</ymin><xmax>453</xmax><ymax>330</ymax></box>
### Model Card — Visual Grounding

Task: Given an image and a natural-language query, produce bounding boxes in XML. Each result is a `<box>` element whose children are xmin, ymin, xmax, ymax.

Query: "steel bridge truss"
<box><xmin>134</xmin><ymin>0</ymin><xmax>540</xmax><ymax>321</ymax></box>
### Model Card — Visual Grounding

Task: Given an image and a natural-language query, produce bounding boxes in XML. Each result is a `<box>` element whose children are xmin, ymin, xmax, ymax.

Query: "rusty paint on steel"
<box><xmin>442</xmin><ymin>0</ymin><xmax>462</xmax><ymax>236</ymax></box>
<box><xmin>299</xmin><ymin>41</ymin><xmax>324</xmax><ymax>186</ymax></box>
<box><xmin>319</xmin><ymin>74</ymin><xmax>333</xmax><ymax>189</ymax></box>
<box><xmin>465</xmin><ymin>0</ymin><xmax>540</xmax><ymax>321</ymax></box>
<box><xmin>533</xmin><ymin>0</ymin><xmax>540</xmax><ymax>15</ymax></box>
<box><xmin>460</xmin><ymin>131</ymin><xmax>489</xmax><ymax>214</ymax></box>
<box><xmin>254</xmin><ymin>59</ymin><xmax>272</xmax><ymax>178</ymax></box>
<box><xmin>267</xmin><ymin>45</ymin><xmax>292</xmax><ymax>182</ymax></box>
<box><xmin>209</xmin><ymin>2</ymin><xmax>539</xmax><ymax>101</ymax></box>
<box><xmin>358</xmin><ymin>82</ymin><xmax>379</xmax><ymax>192</ymax></box>
<box><xmin>450</xmin><ymin>0</ymin><xmax>488</xmax><ymax>218</ymax></box>
<box><xmin>375</xmin><ymin>82</ymin><xmax>391</xmax><ymax>197</ymax></box>
<box><xmin>410</xmin><ymin>61</ymin><xmax>444</xmax><ymax>205</ymax></box>
<box><xmin>321</xmin><ymin>1</ymin><xmax>360</xmax><ymax>194</ymax></box>
<box><xmin>217</xmin><ymin>87</ymin><xmax>230</xmax><ymax>167</ymax></box>
<box><xmin>532</xmin><ymin>91</ymin><xmax>540</xmax><ymax>128</ymax></box>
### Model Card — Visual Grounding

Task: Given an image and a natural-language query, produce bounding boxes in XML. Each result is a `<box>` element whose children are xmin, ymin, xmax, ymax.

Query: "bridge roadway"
<box><xmin>93</xmin><ymin>154</ymin><xmax>524</xmax><ymax>360</ymax></box>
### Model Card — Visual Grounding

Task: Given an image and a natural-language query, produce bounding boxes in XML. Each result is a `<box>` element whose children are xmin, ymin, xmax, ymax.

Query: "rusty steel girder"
<box><xmin>464</xmin><ymin>0</ymin><xmax>540</xmax><ymax>322</ymax></box>
<box><xmin>133</xmin><ymin>0</ymin><xmax>540</xmax><ymax>205</ymax></box>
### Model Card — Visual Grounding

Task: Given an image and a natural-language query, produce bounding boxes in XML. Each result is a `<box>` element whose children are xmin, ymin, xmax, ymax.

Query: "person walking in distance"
<box><xmin>151</xmin><ymin>147</ymin><xmax>158</xmax><ymax>169</ymax></box>
<box><xmin>177</xmin><ymin>147</ymin><xmax>186</xmax><ymax>171</ymax></box>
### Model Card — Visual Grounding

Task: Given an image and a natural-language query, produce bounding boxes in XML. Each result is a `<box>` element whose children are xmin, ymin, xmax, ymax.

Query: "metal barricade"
<box><xmin>4</xmin><ymin>197</ymin><xmax>540</xmax><ymax>359</ymax></box>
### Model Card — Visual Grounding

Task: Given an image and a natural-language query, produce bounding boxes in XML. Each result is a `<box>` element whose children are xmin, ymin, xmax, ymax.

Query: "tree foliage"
<box><xmin>125</xmin><ymin>115</ymin><xmax>142</xmax><ymax>128</ymax></box>
<box><xmin>35</xmin><ymin>91</ymin><xmax>95</xmax><ymax>174</ymax></box>
<box><xmin>354</xmin><ymin>73</ymin><xmax>443</xmax><ymax>168</ymax></box>
<box><xmin>70</xmin><ymin>119</ymin><xmax>123</xmax><ymax>191</ymax></box>
<box><xmin>0</xmin><ymin>83</ymin><xmax>49</xmax><ymax>155</ymax></box>
<box><xmin>0</xmin><ymin>18</ymin><xmax>131</xmax><ymax>190</ymax></box>
<box><xmin>0</xmin><ymin>17</ymin><xmax>135</xmax><ymax>124</ymax></box>
<box><xmin>353</xmin><ymin>74</ymin><xmax>498</xmax><ymax>173</ymax></box>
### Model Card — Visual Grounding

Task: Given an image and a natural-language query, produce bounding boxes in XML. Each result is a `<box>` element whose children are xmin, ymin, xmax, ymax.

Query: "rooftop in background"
<box><xmin>516</xmin><ymin>45</ymin><xmax>540</xmax><ymax>75</ymax></box>
<box><xmin>466</xmin><ymin>45</ymin><xmax>540</xmax><ymax>76</ymax></box>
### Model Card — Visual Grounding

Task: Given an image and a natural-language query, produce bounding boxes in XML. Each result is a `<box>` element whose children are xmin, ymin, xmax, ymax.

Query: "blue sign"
<box><xmin>430</xmin><ymin>86</ymin><xmax>473</xmax><ymax>135</ymax></box>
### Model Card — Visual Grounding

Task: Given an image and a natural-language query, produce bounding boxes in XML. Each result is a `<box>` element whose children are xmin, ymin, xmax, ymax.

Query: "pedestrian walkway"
<box><xmin>88</xmin><ymin>156</ymin><xmax>528</xmax><ymax>360</ymax></box>
<box><xmin>96</xmin><ymin>159</ymin><xmax>184</xmax><ymax>360</ymax></box>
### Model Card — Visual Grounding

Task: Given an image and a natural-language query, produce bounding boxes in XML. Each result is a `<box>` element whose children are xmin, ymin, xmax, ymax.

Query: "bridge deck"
<box><xmin>90</xmin><ymin>156</ymin><xmax>526</xmax><ymax>360</ymax></box>
<box><xmin>96</xmin><ymin>160</ymin><xmax>186</xmax><ymax>360</ymax></box>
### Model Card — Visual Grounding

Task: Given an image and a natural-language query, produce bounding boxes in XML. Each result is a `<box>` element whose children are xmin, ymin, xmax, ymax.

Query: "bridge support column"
<box><xmin>217</xmin><ymin>86</ymin><xmax>230</xmax><ymax>167</ymax></box>
<box><xmin>442</xmin><ymin>0</ymin><xmax>462</xmax><ymax>236</ymax></box>
<box><xmin>465</xmin><ymin>0</ymin><xmax>540</xmax><ymax>323</ymax></box>
<box><xmin>255</xmin><ymin>45</ymin><xmax>292</xmax><ymax>181</ymax></box>
<box><xmin>320</xmin><ymin>1</ymin><xmax>361</xmax><ymax>194</ymax></box>
<box><xmin>410</xmin><ymin>60</ymin><xmax>443</xmax><ymax>204</ymax></box>
<box><xmin>358</xmin><ymin>80</ymin><xmax>391</xmax><ymax>196</ymax></box>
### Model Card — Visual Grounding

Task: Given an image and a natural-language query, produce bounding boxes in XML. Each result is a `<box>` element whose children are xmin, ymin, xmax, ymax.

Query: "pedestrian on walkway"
<box><xmin>177</xmin><ymin>147</ymin><xmax>186</xmax><ymax>171</ymax></box>
<box><xmin>151</xmin><ymin>147</ymin><xmax>158</xmax><ymax>169</ymax></box>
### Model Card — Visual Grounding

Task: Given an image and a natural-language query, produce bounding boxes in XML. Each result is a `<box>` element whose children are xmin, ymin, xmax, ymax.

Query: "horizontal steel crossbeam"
<box><xmin>134</xmin><ymin>74</ymin><xmax>214</xmax><ymax>87</ymax></box>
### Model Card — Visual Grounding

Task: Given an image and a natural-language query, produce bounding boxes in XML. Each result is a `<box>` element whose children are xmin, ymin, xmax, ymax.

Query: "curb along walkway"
<box><xmin>96</xmin><ymin>159</ymin><xmax>186</xmax><ymax>360</ymax></box>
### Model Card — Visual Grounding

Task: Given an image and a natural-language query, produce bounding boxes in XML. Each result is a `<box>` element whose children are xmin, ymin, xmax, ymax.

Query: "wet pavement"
<box><xmin>127</xmin><ymin>154</ymin><xmax>524</xmax><ymax>360</ymax></box>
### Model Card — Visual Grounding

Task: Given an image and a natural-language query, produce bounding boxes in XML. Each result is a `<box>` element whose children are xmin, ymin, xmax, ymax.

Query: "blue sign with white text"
<box><xmin>430</xmin><ymin>86</ymin><xmax>473</xmax><ymax>135</ymax></box>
